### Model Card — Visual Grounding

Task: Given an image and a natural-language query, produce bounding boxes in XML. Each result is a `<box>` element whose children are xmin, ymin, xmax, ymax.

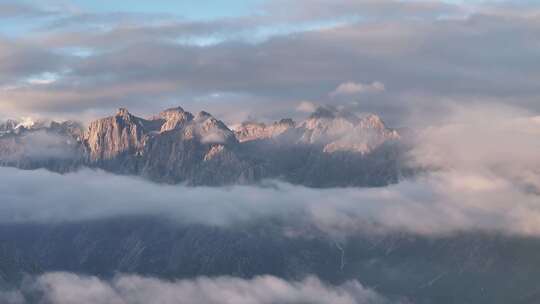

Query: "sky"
<box><xmin>0</xmin><ymin>0</ymin><xmax>539</xmax><ymax>126</ymax></box>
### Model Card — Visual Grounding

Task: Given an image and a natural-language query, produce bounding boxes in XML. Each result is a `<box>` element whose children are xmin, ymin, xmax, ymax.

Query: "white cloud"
<box><xmin>11</xmin><ymin>272</ymin><xmax>390</xmax><ymax>304</ymax></box>
<box><xmin>200</xmin><ymin>131</ymin><xmax>227</xmax><ymax>144</ymax></box>
<box><xmin>330</xmin><ymin>82</ymin><xmax>385</xmax><ymax>98</ymax></box>
<box><xmin>0</xmin><ymin>104</ymin><xmax>539</xmax><ymax>237</ymax></box>
<box><xmin>296</xmin><ymin>101</ymin><xmax>318</xmax><ymax>113</ymax></box>
<box><xmin>0</xmin><ymin>130</ymin><xmax>79</xmax><ymax>161</ymax></box>
<box><xmin>26</xmin><ymin>72</ymin><xmax>59</xmax><ymax>85</ymax></box>
<box><xmin>409</xmin><ymin>104</ymin><xmax>540</xmax><ymax>193</ymax></box>
<box><xmin>0</xmin><ymin>290</ymin><xmax>25</xmax><ymax>304</ymax></box>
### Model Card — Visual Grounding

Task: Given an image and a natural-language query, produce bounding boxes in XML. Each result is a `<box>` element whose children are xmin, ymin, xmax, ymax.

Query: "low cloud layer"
<box><xmin>1</xmin><ymin>130</ymin><xmax>79</xmax><ymax>161</ymax></box>
<box><xmin>2</xmin><ymin>273</ymin><xmax>389</xmax><ymax>304</ymax></box>
<box><xmin>0</xmin><ymin>105</ymin><xmax>538</xmax><ymax>237</ymax></box>
<box><xmin>409</xmin><ymin>104</ymin><xmax>540</xmax><ymax>194</ymax></box>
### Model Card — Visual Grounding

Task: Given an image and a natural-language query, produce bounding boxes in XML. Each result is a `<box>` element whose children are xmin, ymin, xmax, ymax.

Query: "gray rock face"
<box><xmin>0</xmin><ymin>106</ymin><xmax>408</xmax><ymax>186</ymax></box>
<box><xmin>157</xmin><ymin>106</ymin><xmax>194</xmax><ymax>133</ymax></box>
<box><xmin>139</xmin><ymin>122</ymin><xmax>249</xmax><ymax>185</ymax></box>
<box><xmin>82</xmin><ymin>108</ymin><xmax>160</xmax><ymax>162</ymax></box>
<box><xmin>235</xmin><ymin>119</ymin><xmax>296</xmax><ymax>143</ymax></box>
<box><xmin>78</xmin><ymin>107</ymin><xmax>252</xmax><ymax>184</ymax></box>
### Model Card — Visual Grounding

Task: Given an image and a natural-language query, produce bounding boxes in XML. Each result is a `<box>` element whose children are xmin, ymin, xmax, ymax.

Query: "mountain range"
<box><xmin>2</xmin><ymin>108</ymin><xmax>538</xmax><ymax>304</ymax></box>
<box><xmin>0</xmin><ymin>106</ymin><xmax>407</xmax><ymax>187</ymax></box>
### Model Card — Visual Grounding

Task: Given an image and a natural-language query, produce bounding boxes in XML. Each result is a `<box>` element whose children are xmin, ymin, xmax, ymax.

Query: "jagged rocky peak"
<box><xmin>0</xmin><ymin>105</ymin><xmax>405</xmax><ymax>186</ymax></box>
<box><xmin>0</xmin><ymin>116</ymin><xmax>85</xmax><ymax>168</ymax></box>
<box><xmin>297</xmin><ymin>106</ymin><xmax>400</xmax><ymax>153</ymax></box>
<box><xmin>116</xmin><ymin>107</ymin><xmax>130</xmax><ymax>116</ymax></box>
<box><xmin>158</xmin><ymin>106</ymin><xmax>194</xmax><ymax>133</ymax></box>
<box><xmin>49</xmin><ymin>120</ymin><xmax>84</xmax><ymax>138</ymax></box>
<box><xmin>114</xmin><ymin>108</ymin><xmax>140</xmax><ymax>125</ymax></box>
<box><xmin>0</xmin><ymin>117</ymin><xmax>74</xmax><ymax>137</ymax></box>
<box><xmin>159</xmin><ymin>106</ymin><xmax>190</xmax><ymax>119</ymax></box>
<box><xmin>0</xmin><ymin>116</ymin><xmax>82</xmax><ymax>137</ymax></box>
<box><xmin>14</xmin><ymin>117</ymin><xmax>37</xmax><ymax>130</ymax></box>
<box><xmin>195</xmin><ymin>111</ymin><xmax>212</xmax><ymax>121</ymax></box>
<box><xmin>83</xmin><ymin>108</ymin><xmax>154</xmax><ymax>161</ymax></box>
<box><xmin>112</xmin><ymin>108</ymin><xmax>145</xmax><ymax>129</ymax></box>
<box><xmin>193</xmin><ymin>111</ymin><xmax>237</xmax><ymax>145</ymax></box>
<box><xmin>357</xmin><ymin>114</ymin><xmax>400</xmax><ymax>139</ymax></box>
<box><xmin>113</xmin><ymin>108</ymin><xmax>151</xmax><ymax>126</ymax></box>
<box><xmin>322</xmin><ymin>113</ymin><xmax>400</xmax><ymax>154</ymax></box>
<box><xmin>0</xmin><ymin>119</ymin><xmax>19</xmax><ymax>135</ymax></box>
<box><xmin>17</xmin><ymin>117</ymin><xmax>52</xmax><ymax>131</ymax></box>
<box><xmin>359</xmin><ymin>114</ymin><xmax>386</xmax><ymax>129</ymax></box>
<box><xmin>194</xmin><ymin>111</ymin><xmax>227</xmax><ymax>131</ymax></box>
<box><xmin>235</xmin><ymin>118</ymin><xmax>296</xmax><ymax>143</ymax></box>
<box><xmin>300</xmin><ymin>106</ymin><xmax>359</xmax><ymax>144</ymax></box>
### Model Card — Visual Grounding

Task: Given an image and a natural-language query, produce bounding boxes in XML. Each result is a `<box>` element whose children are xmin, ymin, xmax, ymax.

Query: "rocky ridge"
<box><xmin>0</xmin><ymin>118</ymin><xmax>83</xmax><ymax>171</ymax></box>
<box><xmin>0</xmin><ymin>106</ymin><xmax>406</xmax><ymax>186</ymax></box>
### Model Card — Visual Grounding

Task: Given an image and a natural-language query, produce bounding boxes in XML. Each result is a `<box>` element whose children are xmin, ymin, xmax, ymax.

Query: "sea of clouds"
<box><xmin>1</xmin><ymin>105</ymin><xmax>539</xmax><ymax>238</ymax></box>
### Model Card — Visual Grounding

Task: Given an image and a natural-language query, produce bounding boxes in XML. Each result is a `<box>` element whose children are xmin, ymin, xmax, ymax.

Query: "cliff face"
<box><xmin>0</xmin><ymin>106</ymin><xmax>407</xmax><ymax>186</ymax></box>
<box><xmin>79</xmin><ymin>107</ymin><xmax>251</xmax><ymax>184</ymax></box>
<box><xmin>82</xmin><ymin>108</ymin><xmax>159</xmax><ymax>162</ymax></box>
<box><xmin>140</xmin><ymin>114</ymin><xmax>248</xmax><ymax>184</ymax></box>
<box><xmin>235</xmin><ymin>119</ymin><xmax>296</xmax><ymax>143</ymax></box>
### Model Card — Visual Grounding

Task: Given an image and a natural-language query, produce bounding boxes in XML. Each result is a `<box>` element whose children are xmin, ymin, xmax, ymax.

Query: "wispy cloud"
<box><xmin>330</xmin><ymin>81</ymin><xmax>385</xmax><ymax>97</ymax></box>
<box><xmin>4</xmin><ymin>272</ymin><xmax>391</xmax><ymax>304</ymax></box>
<box><xmin>0</xmin><ymin>1</ymin><xmax>57</xmax><ymax>18</ymax></box>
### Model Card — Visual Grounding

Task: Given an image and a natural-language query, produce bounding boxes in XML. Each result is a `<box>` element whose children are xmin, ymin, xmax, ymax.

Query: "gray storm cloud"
<box><xmin>1</xmin><ymin>272</ymin><xmax>390</xmax><ymax>304</ymax></box>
